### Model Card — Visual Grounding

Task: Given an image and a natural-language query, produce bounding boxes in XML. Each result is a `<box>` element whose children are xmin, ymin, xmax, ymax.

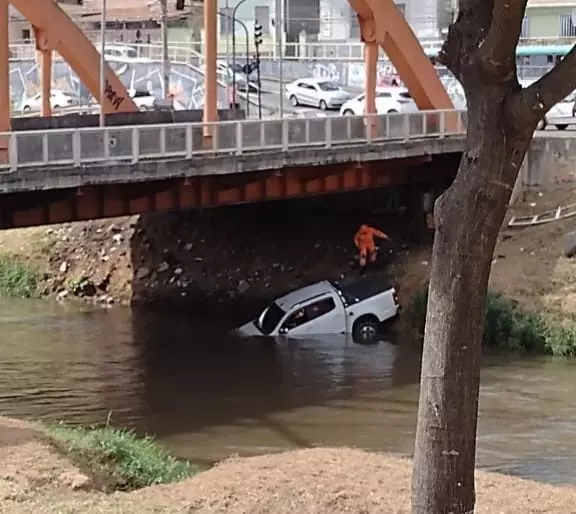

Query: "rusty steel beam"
<box><xmin>2</xmin><ymin>157</ymin><xmax>457</xmax><ymax>229</ymax></box>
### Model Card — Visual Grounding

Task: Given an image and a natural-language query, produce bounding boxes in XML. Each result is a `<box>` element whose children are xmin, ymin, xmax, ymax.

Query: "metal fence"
<box><xmin>0</xmin><ymin>110</ymin><xmax>466</xmax><ymax>172</ymax></box>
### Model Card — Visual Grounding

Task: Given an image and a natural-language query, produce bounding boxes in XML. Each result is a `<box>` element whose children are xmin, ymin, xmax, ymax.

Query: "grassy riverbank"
<box><xmin>0</xmin><ymin>254</ymin><xmax>41</xmax><ymax>298</ymax></box>
<box><xmin>411</xmin><ymin>284</ymin><xmax>576</xmax><ymax>357</ymax></box>
<box><xmin>1</xmin><ymin>416</ymin><xmax>576</xmax><ymax>514</ymax></box>
<box><xmin>40</xmin><ymin>422</ymin><xmax>197</xmax><ymax>492</ymax></box>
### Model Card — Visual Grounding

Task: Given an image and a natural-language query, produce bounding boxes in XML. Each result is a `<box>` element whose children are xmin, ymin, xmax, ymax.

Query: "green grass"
<box><xmin>41</xmin><ymin>422</ymin><xmax>197</xmax><ymax>492</ymax></box>
<box><xmin>0</xmin><ymin>254</ymin><xmax>41</xmax><ymax>298</ymax></box>
<box><xmin>410</xmin><ymin>283</ymin><xmax>576</xmax><ymax>357</ymax></box>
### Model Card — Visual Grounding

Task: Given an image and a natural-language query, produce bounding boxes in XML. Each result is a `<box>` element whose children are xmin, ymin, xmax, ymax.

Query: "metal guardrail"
<box><xmin>1</xmin><ymin>110</ymin><xmax>466</xmax><ymax>172</ymax></box>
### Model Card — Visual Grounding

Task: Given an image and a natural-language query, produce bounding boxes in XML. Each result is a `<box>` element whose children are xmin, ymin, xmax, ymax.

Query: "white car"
<box><xmin>21</xmin><ymin>89</ymin><xmax>80</xmax><ymax>113</ymax></box>
<box><xmin>541</xmin><ymin>90</ymin><xmax>576</xmax><ymax>130</ymax></box>
<box><xmin>235</xmin><ymin>276</ymin><xmax>400</xmax><ymax>344</ymax></box>
<box><xmin>285</xmin><ymin>78</ymin><xmax>353</xmax><ymax>110</ymax></box>
<box><xmin>339</xmin><ymin>87</ymin><xmax>417</xmax><ymax>116</ymax></box>
<box><xmin>129</xmin><ymin>89</ymin><xmax>156</xmax><ymax>110</ymax></box>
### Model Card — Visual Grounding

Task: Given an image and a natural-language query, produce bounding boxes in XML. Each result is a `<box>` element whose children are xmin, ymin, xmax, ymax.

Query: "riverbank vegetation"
<box><xmin>0</xmin><ymin>254</ymin><xmax>41</xmax><ymax>298</ymax></box>
<box><xmin>40</xmin><ymin>422</ymin><xmax>197</xmax><ymax>491</ymax></box>
<box><xmin>411</xmin><ymin>284</ymin><xmax>576</xmax><ymax>357</ymax></box>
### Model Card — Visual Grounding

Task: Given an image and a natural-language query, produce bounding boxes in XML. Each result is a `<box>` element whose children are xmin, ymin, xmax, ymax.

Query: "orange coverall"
<box><xmin>354</xmin><ymin>224</ymin><xmax>389</xmax><ymax>266</ymax></box>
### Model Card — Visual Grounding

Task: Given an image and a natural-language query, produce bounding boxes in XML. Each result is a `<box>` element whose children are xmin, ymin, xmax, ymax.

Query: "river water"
<box><xmin>1</xmin><ymin>298</ymin><xmax>576</xmax><ymax>485</ymax></box>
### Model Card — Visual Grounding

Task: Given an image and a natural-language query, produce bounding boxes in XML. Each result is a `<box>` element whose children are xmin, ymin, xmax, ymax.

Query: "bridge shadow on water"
<box><xmin>129</xmin><ymin>307</ymin><xmax>423</xmax><ymax>445</ymax></box>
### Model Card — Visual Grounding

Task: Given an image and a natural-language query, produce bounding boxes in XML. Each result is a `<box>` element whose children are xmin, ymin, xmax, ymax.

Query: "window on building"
<box><xmin>255</xmin><ymin>6</ymin><xmax>270</xmax><ymax>35</ymax></box>
<box><xmin>220</xmin><ymin>7</ymin><xmax>233</xmax><ymax>36</ymax></box>
<box><xmin>396</xmin><ymin>3</ymin><xmax>406</xmax><ymax>17</ymax></box>
<box><xmin>21</xmin><ymin>29</ymin><xmax>31</xmax><ymax>42</ymax></box>
<box><xmin>560</xmin><ymin>13</ymin><xmax>576</xmax><ymax>37</ymax></box>
<box><xmin>521</xmin><ymin>16</ymin><xmax>529</xmax><ymax>38</ymax></box>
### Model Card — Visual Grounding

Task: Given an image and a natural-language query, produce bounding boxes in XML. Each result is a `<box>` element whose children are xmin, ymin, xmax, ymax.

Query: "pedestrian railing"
<box><xmin>0</xmin><ymin>110</ymin><xmax>466</xmax><ymax>172</ymax></box>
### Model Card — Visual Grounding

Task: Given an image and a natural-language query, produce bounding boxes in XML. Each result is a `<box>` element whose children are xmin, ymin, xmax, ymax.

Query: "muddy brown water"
<box><xmin>1</xmin><ymin>297</ymin><xmax>576</xmax><ymax>486</ymax></box>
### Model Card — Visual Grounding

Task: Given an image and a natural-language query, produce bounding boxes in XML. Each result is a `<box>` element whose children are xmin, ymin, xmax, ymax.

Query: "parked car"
<box><xmin>339</xmin><ymin>87</ymin><xmax>417</xmax><ymax>116</ymax></box>
<box><xmin>540</xmin><ymin>90</ymin><xmax>576</xmax><ymax>130</ymax></box>
<box><xmin>130</xmin><ymin>89</ymin><xmax>156</xmax><ymax>110</ymax></box>
<box><xmin>235</xmin><ymin>276</ymin><xmax>400</xmax><ymax>344</ymax></box>
<box><xmin>285</xmin><ymin>78</ymin><xmax>353</xmax><ymax>110</ymax></box>
<box><xmin>21</xmin><ymin>89</ymin><xmax>80</xmax><ymax>113</ymax></box>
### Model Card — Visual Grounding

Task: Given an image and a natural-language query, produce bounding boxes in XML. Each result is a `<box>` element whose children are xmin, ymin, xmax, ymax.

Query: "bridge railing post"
<box><xmin>281</xmin><ymin>118</ymin><xmax>288</xmax><ymax>151</ymax></box>
<box><xmin>132</xmin><ymin>127</ymin><xmax>140</xmax><ymax>163</ymax></box>
<box><xmin>385</xmin><ymin>114</ymin><xmax>390</xmax><ymax>139</ymax></box>
<box><xmin>159</xmin><ymin>126</ymin><xmax>166</xmax><ymax>155</ymax></box>
<box><xmin>402</xmin><ymin>113</ymin><xmax>409</xmax><ymax>141</ymax></box>
<box><xmin>185</xmin><ymin>125</ymin><xmax>193</xmax><ymax>158</ymax></box>
<box><xmin>42</xmin><ymin>132</ymin><xmax>49</xmax><ymax>164</ymax></box>
<box><xmin>72</xmin><ymin>130</ymin><xmax>81</xmax><ymax>166</ymax></box>
<box><xmin>366</xmin><ymin>114</ymin><xmax>373</xmax><ymax>143</ymax></box>
<box><xmin>236</xmin><ymin>121</ymin><xmax>243</xmax><ymax>155</ymax></box>
<box><xmin>103</xmin><ymin>129</ymin><xmax>110</xmax><ymax>160</ymax></box>
<box><xmin>346</xmin><ymin>115</ymin><xmax>351</xmax><ymax>141</ymax></box>
<box><xmin>213</xmin><ymin>122</ymin><xmax>220</xmax><ymax>155</ymax></box>
<box><xmin>259</xmin><ymin>120</ymin><xmax>266</xmax><ymax>149</ymax></box>
<box><xmin>326</xmin><ymin>117</ymin><xmax>332</xmax><ymax>148</ymax></box>
<box><xmin>439</xmin><ymin>110</ymin><xmax>446</xmax><ymax>138</ymax></box>
<box><xmin>9</xmin><ymin>132</ymin><xmax>17</xmax><ymax>172</ymax></box>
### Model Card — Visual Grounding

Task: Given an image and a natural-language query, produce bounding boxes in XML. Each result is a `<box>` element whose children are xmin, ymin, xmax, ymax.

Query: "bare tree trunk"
<box><xmin>410</xmin><ymin>0</ymin><xmax>576</xmax><ymax>510</ymax></box>
<box><xmin>411</xmin><ymin>91</ymin><xmax>529</xmax><ymax>513</ymax></box>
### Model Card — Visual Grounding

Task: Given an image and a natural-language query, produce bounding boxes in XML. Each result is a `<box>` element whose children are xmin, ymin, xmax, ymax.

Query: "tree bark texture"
<box><xmin>411</xmin><ymin>1</ymin><xmax>576</xmax><ymax>513</ymax></box>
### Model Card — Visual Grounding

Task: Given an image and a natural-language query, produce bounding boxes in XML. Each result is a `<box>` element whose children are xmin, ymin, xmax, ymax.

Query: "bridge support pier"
<box><xmin>40</xmin><ymin>49</ymin><xmax>53</xmax><ymax>117</ymax></box>
<box><xmin>0</xmin><ymin>0</ymin><xmax>9</xmax><ymax>161</ymax></box>
<box><xmin>0</xmin><ymin>0</ymin><xmax>9</xmax><ymax>135</ymax></box>
<box><xmin>33</xmin><ymin>27</ymin><xmax>53</xmax><ymax>117</ymax></box>
<box><xmin>203</xmin><ymin>0</ymin><xmax>218</xmax><ymax>139</ymax></box>
<box><xmin>364</xmin><ymin>41</ymin><xmax>378</xmax><ymax>136</ymax></box>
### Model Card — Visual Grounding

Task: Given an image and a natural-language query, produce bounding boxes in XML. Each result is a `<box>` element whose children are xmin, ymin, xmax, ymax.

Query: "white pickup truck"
<box><xmin>235</xmin><ymin>276</ymin><xmax>400</xmax><ymax>344</ymax></box>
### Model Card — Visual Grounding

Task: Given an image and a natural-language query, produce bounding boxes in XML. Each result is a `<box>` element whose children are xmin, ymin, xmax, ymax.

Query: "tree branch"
<box><xmin>438</xmin><ymin>0</ymin><xmax>495</xmax><ymax>80</ymax></box>
<box><xmin>508</xmin><ymin>44</ymin><xmax>576</xmax><ymax>127</ymax></box>
<box><xmin>478</xmin><ymin>0</ymin><xmax>528</xmax><ymax>78</ymax></box>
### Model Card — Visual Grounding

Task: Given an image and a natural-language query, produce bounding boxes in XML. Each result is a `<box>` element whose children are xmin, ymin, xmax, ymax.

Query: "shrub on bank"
<box><xmin>410</xmin><ymin>284</ymin><xmax>576</xmax><ymax>357</ymax></box>
<box><xmin>0</xmin><ymin>254</ymin><xmax>40</xmax><ymax>298</ymax></box>
<box><xmin>41</xmin><ymin>422</ymin><xmax>197</xmax><ymax>491</ymax></box>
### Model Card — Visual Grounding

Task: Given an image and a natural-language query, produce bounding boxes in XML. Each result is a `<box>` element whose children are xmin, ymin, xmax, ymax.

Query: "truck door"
<box><xmin>279</xmin><ymin>295</ymin><xmax>346</xmax><ymax>338</ymax></box>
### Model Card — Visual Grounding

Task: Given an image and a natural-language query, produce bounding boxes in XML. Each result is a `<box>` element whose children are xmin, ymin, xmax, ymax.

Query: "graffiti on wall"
<box><xmin>8</xmin><ymin>57</ymin><xmax>227</xmax><ymax>112</ymax></box>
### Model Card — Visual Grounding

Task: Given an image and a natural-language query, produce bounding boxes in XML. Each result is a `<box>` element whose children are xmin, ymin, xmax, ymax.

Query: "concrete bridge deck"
<box><xmin>0</xmin><ymin>110</ymin><xmax>466</xmax><ymax>185</ymax></box>
<box><xmin>0</xmin><ymin>110</ymin><xmax>466</xmax><ymax>228</ymax></box>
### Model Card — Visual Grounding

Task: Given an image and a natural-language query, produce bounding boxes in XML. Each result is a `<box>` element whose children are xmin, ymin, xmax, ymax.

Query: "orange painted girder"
<box><xmin>348</xmin><ymin>0</ymin><xmax>453</xmax><ymax>111</ymax></box>
<box><xmin>11</xmin><ymin>0</ymin><xmax>138</xmax><ymax>114</ymax></box>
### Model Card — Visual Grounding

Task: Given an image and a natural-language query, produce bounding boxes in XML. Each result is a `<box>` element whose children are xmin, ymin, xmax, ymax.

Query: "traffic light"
<box><xmin>176</xmin><ymin>0</ymin><xmax>184</xmax><ymax>10</ymax></box>
<box><xmin>254</xmin><ymin>22</ymin><xmax>263</xmax><ymax>46</ymax></box>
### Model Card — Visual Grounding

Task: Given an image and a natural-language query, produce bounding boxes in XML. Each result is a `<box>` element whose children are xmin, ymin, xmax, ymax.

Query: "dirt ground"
<box><xmin>393</xmin><ymin>188</ymin><xmax>576</xmax><ymax>320</ymax></box>
<box><xmin>490</xmin><ymin>189</ymin><xmax>576</xmax><ymax>319</ymax></box>
<box><xmin>1</xmin><ymin>417</ymin><xmax>575</xmax><ymax>514</ymax></box>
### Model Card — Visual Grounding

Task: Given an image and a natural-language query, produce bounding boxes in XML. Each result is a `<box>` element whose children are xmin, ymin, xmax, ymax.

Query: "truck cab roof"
<box><xmin>275</xmin><ymin>280</ymin><xmax>335</xmax><ymax>311</ymax></box>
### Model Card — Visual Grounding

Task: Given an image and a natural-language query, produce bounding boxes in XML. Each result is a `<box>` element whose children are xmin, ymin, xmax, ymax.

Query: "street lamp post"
<box><xmin>231</xmin><ymin>0</ymin><xmax>250</xmax><ymax>106</ymax></box>
<box><xmin>99</xmin><ymin>0</ymin><xmax>106</xmax><ymax>126</ymax></box>
<box><xmin>219</xmin><ymin>11</ymin><xmax>251</xmax><ymax>116</ymax></box>
<box><xmin>160</xmin><ymin>0</ymin><xmax>171</xmax><ymax>101</ymax></box>
<box><xmin>275</xmin><ymin>0</ymin><xmax>283</xmax><ymax>117</ymax></box>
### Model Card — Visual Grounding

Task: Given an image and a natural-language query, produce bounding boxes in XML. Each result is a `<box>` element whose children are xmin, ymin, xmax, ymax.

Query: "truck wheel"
<box><xmin>352</xmin><ymin>316</ymin><xmax>380</xmax><ymax>344</ymax></box>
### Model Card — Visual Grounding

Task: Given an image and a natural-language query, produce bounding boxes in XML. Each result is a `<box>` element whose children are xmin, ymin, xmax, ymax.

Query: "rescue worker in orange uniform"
<box><xmin>354</xmin><ymin>224</ymin><xmax>389</xmax><ymax>270</ymax></box>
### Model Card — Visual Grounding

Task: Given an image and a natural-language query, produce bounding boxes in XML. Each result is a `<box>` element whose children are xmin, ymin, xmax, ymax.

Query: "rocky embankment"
<box><xmin>0</xmin><ymin>188</ymin><xmax>431</xmax><ymax>316</ymax></box>
<box><xmin>0</xmin><ymin>187</ymin><xmax>573</xmax><ymax>323</ymax></box>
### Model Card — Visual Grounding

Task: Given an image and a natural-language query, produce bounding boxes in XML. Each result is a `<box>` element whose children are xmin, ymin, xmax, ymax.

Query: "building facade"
<box><xmin>523</xmin><ymin>0</ymin><xmax>576</xmax><ymax>38</ymax></box>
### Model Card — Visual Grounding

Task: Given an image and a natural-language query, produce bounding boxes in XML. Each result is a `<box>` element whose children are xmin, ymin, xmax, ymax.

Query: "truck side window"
<box><xmin>282</xmin><ymin>297</ymin><xmax>336</xmax><ymax>330</ymax></box>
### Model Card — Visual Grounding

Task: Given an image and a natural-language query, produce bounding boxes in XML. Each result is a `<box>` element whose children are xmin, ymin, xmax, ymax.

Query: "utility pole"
<box><xmin>254</xmin><ymin>22</ymin><xmax>263</xmax><ymax>119</ymax></box>
<box><xmin>160</xmin><ymin>0</ymin><xmax>171</xmax><ymax>102</ymax></box>
<box><xmin>275</xmin><ymin>0</ymin><xmax>283</xmax><ymax>117</ymax></box>
<box><xmin>99</xmin><ymin>0</ymin><xmax>107</xmax><ymax>126</ymax></box>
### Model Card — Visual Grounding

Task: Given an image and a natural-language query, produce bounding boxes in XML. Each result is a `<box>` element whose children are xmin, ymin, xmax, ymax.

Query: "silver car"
<box><xmin>285</xmin><ymin>78</ymin><xmax>353</xmax><ymax>110</ymax></box>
